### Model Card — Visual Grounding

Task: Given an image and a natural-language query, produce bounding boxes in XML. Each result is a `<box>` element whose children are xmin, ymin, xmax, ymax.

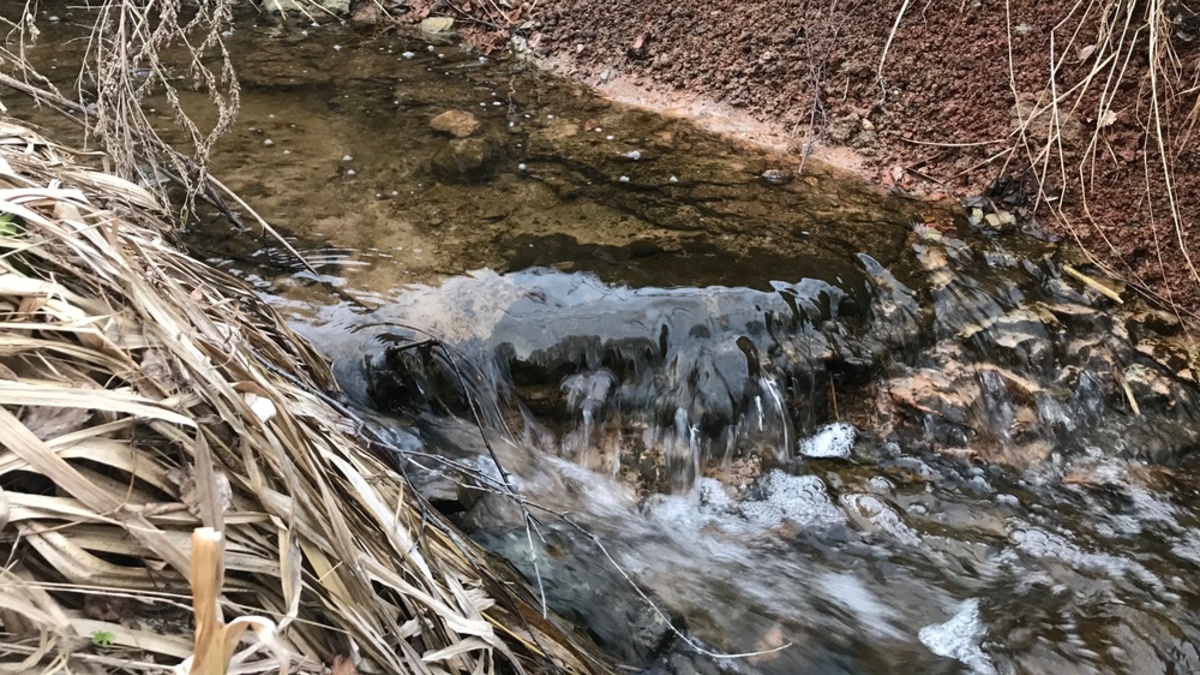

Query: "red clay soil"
<box><xmin>407</xmin><ymin>0</ymin><xmax>1200</xmax><ymax>310</ymax></box>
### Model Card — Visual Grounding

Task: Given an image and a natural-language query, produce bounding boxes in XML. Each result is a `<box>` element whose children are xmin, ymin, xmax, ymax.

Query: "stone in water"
<box><xmin>421</xmin><ymin>17</ymin><xmax>455</xmax><ymax>34</ymax></box>
<box><xmin>430</xmin><ymin>110</ymin><xmax>481</xmax><ymax>138</ymax></box>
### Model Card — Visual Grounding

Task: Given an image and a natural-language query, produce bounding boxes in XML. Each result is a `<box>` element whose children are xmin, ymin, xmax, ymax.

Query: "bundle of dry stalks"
<box><xmin>0</xmin><ymin>117</ymin><xmax>606</xmax><ymax>674</ymax></box>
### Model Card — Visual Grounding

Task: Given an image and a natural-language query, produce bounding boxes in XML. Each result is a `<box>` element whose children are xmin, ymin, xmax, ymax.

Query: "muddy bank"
<box><xmin>391</xmin><ymin>0</ymin><xmax>1200</xmax><ymax>312</ymax></box>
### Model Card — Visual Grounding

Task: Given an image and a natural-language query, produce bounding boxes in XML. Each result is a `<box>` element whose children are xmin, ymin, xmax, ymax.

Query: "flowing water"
<box><xmin>8</xmin><ymin>7</ymin><xmax>1200</xmax><ymax>673</ymax></box>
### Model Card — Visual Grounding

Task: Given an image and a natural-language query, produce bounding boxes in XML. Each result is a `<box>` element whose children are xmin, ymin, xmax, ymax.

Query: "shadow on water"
<box><xmin>8</xmin><ymin>5</ymin><xmax>1200</xmax><ymax>674</ymax></box>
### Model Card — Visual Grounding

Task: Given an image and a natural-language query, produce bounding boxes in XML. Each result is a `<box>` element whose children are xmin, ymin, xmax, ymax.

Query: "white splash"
<box><xmin>798</xmin><ymin>422</ymin><xmax>856</xmax><ymax>458</ymax></box>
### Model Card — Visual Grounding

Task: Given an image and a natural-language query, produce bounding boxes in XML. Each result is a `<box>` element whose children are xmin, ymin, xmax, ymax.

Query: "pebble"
<box><xmin>283</xmin><ymin>149</ymin><xmax>291</xmax><ymax>155</ymax></box>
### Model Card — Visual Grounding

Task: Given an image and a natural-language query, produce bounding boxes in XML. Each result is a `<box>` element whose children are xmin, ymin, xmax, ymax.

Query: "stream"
<box><xmin>8</xmin><ymin>6</ymin><xmax>1200</xmax><ymax>674</ymax></box>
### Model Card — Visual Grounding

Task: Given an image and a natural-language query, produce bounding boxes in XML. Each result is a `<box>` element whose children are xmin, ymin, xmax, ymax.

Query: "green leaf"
<box><xmin>90</xmin><ymin>630</ymin><xmax>116</xmax><ymax>647</ymax></box>
<box><xmin>0</xmin><ymin>213</ymin><xmax>20</xmax><ymax>238</ymax></box>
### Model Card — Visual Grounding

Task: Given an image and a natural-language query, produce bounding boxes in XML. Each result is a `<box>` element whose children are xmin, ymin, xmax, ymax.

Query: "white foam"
<box><xmin>798</xmin><ymin>422</ymin><xmax>856</xmax><ymax>458</ymax></box>
<box><xmin>1009</xmin><ymin>522</ymin><xmax>1163</xmax><ymax>592</ymax></box>
<box><xmin>918</xmin><ymin>599</ymin><xmax>997</xmax><ymax>674</ymax></box>
<box><xmin>738</xmin><ymin>470</ymin><xmax>845</xmax><ymax>530</ymax></box>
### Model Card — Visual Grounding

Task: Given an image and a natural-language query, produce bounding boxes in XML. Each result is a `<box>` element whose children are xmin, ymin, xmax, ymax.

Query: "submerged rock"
<box><xmin>420</xmin><ymin>17</ymin><xmax>455</xmax><ymax>34</ymax></box>
<box><xmin>430</xmin><ymin>137</ymin><xmax>503</xmax><ymax>184</ymax></box>
<box><xmin>430</xmin><ymin>109</ymin><xmax>481</xmax><ymax>138</ymax></box>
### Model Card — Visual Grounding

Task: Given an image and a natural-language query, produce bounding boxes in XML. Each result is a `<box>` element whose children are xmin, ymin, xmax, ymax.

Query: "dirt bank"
<box><xmin>398</xmin><ymin>0</ymin><xmax>1200</xmax><ymax>312</ymax></box>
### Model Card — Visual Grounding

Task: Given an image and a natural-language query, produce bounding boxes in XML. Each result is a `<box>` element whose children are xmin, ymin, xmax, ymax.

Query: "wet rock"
<box><xmin>430</xmin><ymin>137</ymin><xmax>503</xmax><ymax>184</ymax></box>
<box><xmin>420</xmin><ymin>17</ymin><xmax>455</xmax><ymax>34</ymax></box>
<box><xmin>473</xmin><ymin>527</ymin><xmax>674</xmax><ymax>665</ymax></box>
<box><xmin>430</xmin><ymin>109</ymin><xmax>481</xmax><ymax>138</ymax></box>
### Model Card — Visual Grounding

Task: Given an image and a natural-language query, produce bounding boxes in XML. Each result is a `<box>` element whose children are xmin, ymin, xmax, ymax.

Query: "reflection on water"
<box><xmin>9</xmin><ymin>6</ymin><xmax>1200</xmax><ymax>673</ymax></box>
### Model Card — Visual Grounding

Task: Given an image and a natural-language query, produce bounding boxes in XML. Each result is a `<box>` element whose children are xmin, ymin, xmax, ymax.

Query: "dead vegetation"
<box><xmin>0</xmin><ymin>0</ymin><xmax>610</xmax><ymax>672</ymax></box>
<box><xmin>0</xmin><ymin>116</ymin><xmax>606</xmax><ymax>673</ymax></box>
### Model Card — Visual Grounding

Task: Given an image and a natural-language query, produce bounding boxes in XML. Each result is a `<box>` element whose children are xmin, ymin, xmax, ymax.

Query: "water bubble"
<box><xmin>669</xmin><ymin>175</ymin><xmax>679</xmax><ymax>183</ymax></box>
<box><xmin>333</xmin><ymin>45</ymin><xmax>343</xmax><ymax>51</ymax></box>
<box><xmin>619</xmin><ymin>176</ymin><xmax>630</xmax><ymax>183</ymax></box>
<box><xmin>342</xmin><ymin>155</ymin><xmax>353</xmax><ymax>162</ymax></box>
<box><xmin>427</xmin><ymin>45</ymin><xmax>436</xmax><ymax>52</ymax></box>
<box><xmin>594</xmin><ymin>127</ymin><xmax>603</xmax><ymax>133</ymax></box>
<box><xmin>262</xmin><ymin>139</ymin><xmax>274</xmax><ymax>147</ymax></box>
<box><xmin>346</xmin><ymin>169</ymin><xmax>357</xmax><ymax>176</ymax></box>
<box><xmin>623</xmin><ymin>149</ymin><xmax>642</xmax><ymax>160</ymax></box>
<box><xmin>401</xmin><ymin>51</ymin><xmax>415</xmax><ymax>59</ymax></box>
<box><xmin>606</xmin><ymin>135</ymin><xmax>614</xmax><ymax>140</ymax></box>
<box><xmin>517</xmin><ymin>163</ymin><xmax>528</xmax><ymax>171</ymax></box>
<box><xmin>546</xmin><ymin>114</ymin><xmax>555</xmax><ymax>119</ymax></box>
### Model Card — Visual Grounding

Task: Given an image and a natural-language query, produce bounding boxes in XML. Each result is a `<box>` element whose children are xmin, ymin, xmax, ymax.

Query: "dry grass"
<box><xmin>0</xmin><ymin>117</ymin><xmax>607</xmax><ymax>674</ymax></box>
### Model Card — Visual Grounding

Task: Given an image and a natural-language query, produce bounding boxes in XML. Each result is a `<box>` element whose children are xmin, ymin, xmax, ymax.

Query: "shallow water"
<box><xmin>8</xmin><ymin>7</ymin><xmax>1200</xmax><ymax>674</ymax></box>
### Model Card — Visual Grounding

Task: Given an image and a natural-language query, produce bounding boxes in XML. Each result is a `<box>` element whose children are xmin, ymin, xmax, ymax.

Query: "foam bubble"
<box><xmin>918</xmin><ymin>599</ymin><xmax>997</xmax><ymax>674</ymax></box>
<box><xmin>738</xmin><ymin>470</ymin><xmax>845</xmax><ymax>530</ymax></box>
<box><xmin>798</xmin><ymin>422</ymin><xmax>856</xmax><ymax>458</ymax></box>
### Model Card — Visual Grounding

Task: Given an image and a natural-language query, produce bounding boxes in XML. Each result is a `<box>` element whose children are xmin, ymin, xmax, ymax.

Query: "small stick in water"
<box><xmin>1063</xmin><ymin>263</ymin><xmax>1124</xmax><ymax>305</ymax></box>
